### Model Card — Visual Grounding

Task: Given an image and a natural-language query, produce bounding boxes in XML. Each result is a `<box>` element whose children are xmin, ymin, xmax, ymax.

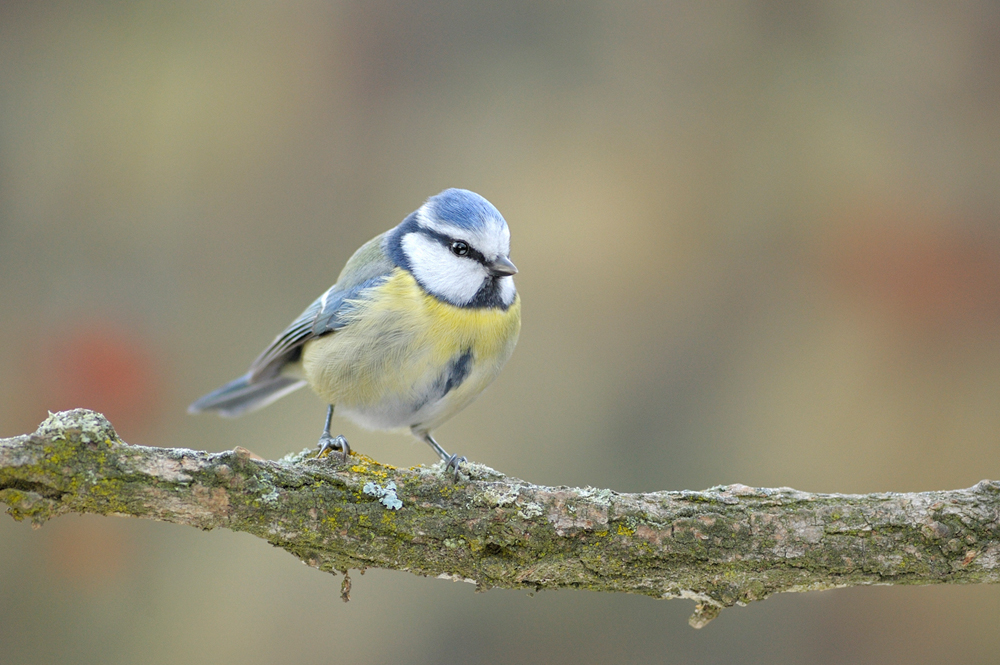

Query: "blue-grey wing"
<box><xmin>246</xmin><ymin>292</ymin><xmax>324</xmax><ymax>381</ymax></box>
<box><xmin>247</xmin><ymin>232</ymin><xmax>395</xmax><ymax>381</ymax></box>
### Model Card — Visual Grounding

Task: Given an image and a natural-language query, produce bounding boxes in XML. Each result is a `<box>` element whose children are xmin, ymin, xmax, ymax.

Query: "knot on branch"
<box><xmin>35</xmin><ymin>408</ymin><xmax>122</xmax><ymax>447</ymax></box>
<box><xmin>1</xmin><ymin>410</ymin><xmax>124</xmax><ymax>524</ymax></box>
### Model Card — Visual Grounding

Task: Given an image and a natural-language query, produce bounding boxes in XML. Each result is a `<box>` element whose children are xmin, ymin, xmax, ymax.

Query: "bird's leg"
<box><xmin>316</xmin><ymin>404</ymin><xmax>350</xmax><ymax>463</ymax></box>
<box><xmin>422</xmin><ymin>432</ymin><xmax>465</xmax><ymax>480</ymax></box>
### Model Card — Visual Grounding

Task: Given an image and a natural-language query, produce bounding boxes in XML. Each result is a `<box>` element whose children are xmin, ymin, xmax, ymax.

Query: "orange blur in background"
<box><xmin>1</xmin><ymin>2</ymin><xmax>1000</xmax><ymax>664</ymax></box>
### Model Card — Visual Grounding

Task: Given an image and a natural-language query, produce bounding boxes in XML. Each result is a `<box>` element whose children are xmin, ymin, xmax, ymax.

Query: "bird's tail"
<box><xmin>188</xmin><ymin>373</ymin><xmax>306</xmax><ymax>417</ymax></box>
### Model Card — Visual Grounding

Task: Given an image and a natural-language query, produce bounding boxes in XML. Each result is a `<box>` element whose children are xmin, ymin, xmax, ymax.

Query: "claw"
<box><xmin>316</xmin><ymin>434</ymin><xmax>350</xmax><ymax>463</ymax></box>
<box><xmin>444</xmin><ymin>454</ymin><xmax>467</xmax><ymax>480</ymax></box>
<box><xmin>315</xmin><ymin>404</ymin><xmax>350</xmax><ymax>463</ymax></box>
<box><xmin>418</xmin><ymin>432</ymin><xmax>466</xmax><ymax>480</ymax></box>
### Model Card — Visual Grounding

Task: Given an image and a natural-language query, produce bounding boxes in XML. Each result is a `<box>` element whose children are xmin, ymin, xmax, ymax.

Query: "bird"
<box><xmin>188</xmin><ymin>188</ymin><xmax>521</xmax><ymax>475</ymax></box>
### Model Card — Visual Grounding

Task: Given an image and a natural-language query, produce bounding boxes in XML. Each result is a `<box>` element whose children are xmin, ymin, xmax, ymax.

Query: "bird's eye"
<box><xmin>450</xmin><ymin>241</ymin><xmax>470</xmax><ymax>257</ymax></box>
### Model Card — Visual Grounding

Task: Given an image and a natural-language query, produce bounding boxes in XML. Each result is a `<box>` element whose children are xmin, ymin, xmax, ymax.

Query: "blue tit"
<box><xmin>189</xmin><ymin>188</ymin><xmax>520</xmax><ymax>473</ymax></box>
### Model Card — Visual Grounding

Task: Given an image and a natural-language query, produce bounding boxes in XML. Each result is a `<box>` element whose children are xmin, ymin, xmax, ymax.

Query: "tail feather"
<box><xmin>188</xmin><ymin>374</ymin><xmax>306</xmax><ymax>417</ymax></box>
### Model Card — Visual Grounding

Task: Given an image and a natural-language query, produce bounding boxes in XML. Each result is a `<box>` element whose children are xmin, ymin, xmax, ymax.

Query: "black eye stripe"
<box><xmin>421</xmin><ymin>228</ymin><xmax>488</xmax><ymax>265</ymax></box>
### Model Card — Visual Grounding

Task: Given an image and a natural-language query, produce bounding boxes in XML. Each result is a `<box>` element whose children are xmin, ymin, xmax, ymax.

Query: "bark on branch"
<box><xmin>2</xmin><ymin>410</ymin><xmax>999</xmax><ymax>627</ymax></box>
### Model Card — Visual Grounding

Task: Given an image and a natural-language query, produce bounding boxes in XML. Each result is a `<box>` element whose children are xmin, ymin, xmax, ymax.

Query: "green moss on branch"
<box><xmin>2</xmin><ymin>409</ymin><xmax>999</xmax><ymax>628</ymax></box>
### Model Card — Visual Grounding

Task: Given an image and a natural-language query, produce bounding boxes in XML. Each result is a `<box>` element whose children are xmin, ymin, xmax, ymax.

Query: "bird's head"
<box><xmin>388</xmin><ymin>188</ymin><xmax>517</xmax><ymax>309</ymax></box>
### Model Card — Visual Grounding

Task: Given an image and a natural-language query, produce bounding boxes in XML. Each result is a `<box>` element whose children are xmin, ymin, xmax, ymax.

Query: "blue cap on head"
<box><xmin>428</xmin><ymin>188</ymin><xmax>505</xmax><ymax>230</ymax></box>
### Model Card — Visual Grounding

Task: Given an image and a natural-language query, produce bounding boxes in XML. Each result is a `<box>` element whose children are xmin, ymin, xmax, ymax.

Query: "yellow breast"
<box><xmin>300</xmin><ymin>269</ymin><xmax>520</xmax><ymax>432</ymax></box>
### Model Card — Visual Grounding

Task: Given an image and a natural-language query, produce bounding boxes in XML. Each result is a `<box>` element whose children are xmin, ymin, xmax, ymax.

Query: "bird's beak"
<box><xmin>487</xmin><ymin>256</ymin><xmax>518</xmax><ymax>277</ymax></box>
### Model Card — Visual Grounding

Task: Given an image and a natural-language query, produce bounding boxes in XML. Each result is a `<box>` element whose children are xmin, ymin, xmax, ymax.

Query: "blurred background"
<box><xmin>2</xmin><ymin>1</ymin><xmax>1000</xmax><ymax>663</ymax></box>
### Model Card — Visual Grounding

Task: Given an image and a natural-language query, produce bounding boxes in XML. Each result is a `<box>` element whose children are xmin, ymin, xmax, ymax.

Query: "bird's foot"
<box><xmin>316</xmin><ymin>434</ymin><xmax>351</xmax><ymax>463</ymax></box>
<box><xmin>443</xmin><ymin>454</ymin><xmax>467</xmax><ymax>481</ymax></box>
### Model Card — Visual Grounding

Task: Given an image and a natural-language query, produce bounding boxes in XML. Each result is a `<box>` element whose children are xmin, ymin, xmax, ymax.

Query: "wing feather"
<box><xmin>247</xmin><ymin>232</ymin><xmax>395</xmax><ymax>381</ymax></box>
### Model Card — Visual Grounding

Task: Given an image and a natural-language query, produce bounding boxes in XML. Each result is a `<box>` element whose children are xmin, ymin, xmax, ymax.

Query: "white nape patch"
<box><xmin>401</xmin><ymin>232</ymin><xmax>487</xmax><ymax>305</ymax></box>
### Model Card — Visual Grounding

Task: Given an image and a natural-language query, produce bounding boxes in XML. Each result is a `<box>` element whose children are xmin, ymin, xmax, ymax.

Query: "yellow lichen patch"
<box><xmin>344</xmin><ymin>453</ymin><xmax>396</xmax><ymax>479</ymax></box>
<box><xmin>349</xmin><ymin>452</ymin><xmax>395</xmax><ymax>468</ymax></box>
<box><xmin>616</xmin><ymin>523</ymin><xmax>635</xmax><ymax>537</ymax></box>
<box><xmin>42</xmin><ymin>445</ymin><xmax>71</xmax><ymax>466</ymax></box>
<box><xmin>349</xmin><ymin>464</ymin><xmax>390</xmax><ymax>480</ymax></box>
<box><xmin>0</xmin><ymin>491</ymin><xmax>29</xmax><ymax>521</ymax></box>
<box><xmin>87</xmin><ymin>479</ymin><xmax>131</xmax><ymax>514</ymax></box>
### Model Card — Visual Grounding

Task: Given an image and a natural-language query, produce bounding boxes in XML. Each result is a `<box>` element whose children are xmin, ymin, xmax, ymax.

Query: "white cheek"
<box><xmin>401</xmin><ymin>233</ymin><xmax>486</xmax><ymax>305</ymax></box>
<box><xmin>498</xmin><ymin>276</ymin><xmax>516</xmax><ymax>306</ymax></box>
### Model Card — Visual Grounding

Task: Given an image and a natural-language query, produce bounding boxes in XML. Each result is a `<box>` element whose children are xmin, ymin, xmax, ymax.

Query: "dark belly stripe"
<box><xmin>443</xmin><ymin>350</ymin><xmax>473</xmax><ymax>396</ymax></box>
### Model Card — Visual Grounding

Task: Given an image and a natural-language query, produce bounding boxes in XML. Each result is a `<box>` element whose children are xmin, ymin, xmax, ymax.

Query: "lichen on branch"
<box><xmin>2</xmin><ymin>409</ymin><xmax>999</xmax><ymax>628</ymax></box>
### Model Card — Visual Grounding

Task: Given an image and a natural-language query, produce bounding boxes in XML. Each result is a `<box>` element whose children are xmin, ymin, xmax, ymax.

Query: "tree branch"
<box><xmin>2</xmin><ymin>410</ymin><xmax>998</xmax><ymax>627</ymax></box>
